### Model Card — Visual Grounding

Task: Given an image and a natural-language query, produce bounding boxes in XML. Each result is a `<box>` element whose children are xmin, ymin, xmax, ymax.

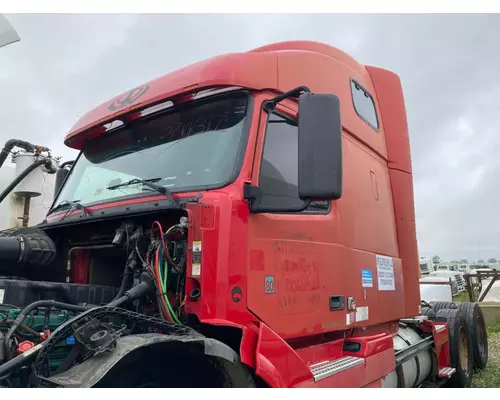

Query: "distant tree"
<box><xmin>460</xmin><ymin>259</ymin><xmax>468</xmax><ymax>263</ymax></box>
<box><xmin>432</xmin><ymin>255</ymin><xmax>441</xmax><ymax>264</ymax></box>
<box><xmin>478</xmin><ymin>259</ymin><xmax>485</xmax><ymax>264</ymax></box>
<box><xmin>451</xmin><ymin>260</ymin><xmax>459</xmax><ymax>264</ymax></box>
<box><xmin>488</xmin><ymin>258</ymin><xmax>498</xmax><ymax>264</ymax></box>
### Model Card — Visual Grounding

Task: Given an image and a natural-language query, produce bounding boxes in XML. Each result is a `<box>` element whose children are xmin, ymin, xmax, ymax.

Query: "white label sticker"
<box><xmin>0</xmin><ymin>289</ymin><xmax>4</xmax><ymax>304</ymax></box>
<box><xmin>346</xmin><ymin>312</ymin><xmax>356</xmax><ymax>326</ymax></box>
<box><xmin>192</xmin><ymin>263</ymin><xmax>201</xmax><ymax>277</ymax></box>
<box><xmin>356</xmin><ymin>306</ymin><xmax>369</xmax><ymax>322</ymax></box>
<box><xmin>376</xmin><ymin>254</ymin><xmax>395</xmax><ymax>291</ymax></box>
<box><xmin>193</xmin><ymin>241</ymin><xmax>202</xmax><ymax>252</ymax></box>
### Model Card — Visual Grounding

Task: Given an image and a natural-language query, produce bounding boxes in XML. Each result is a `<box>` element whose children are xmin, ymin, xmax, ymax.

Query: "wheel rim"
<box><xmin>476</xmin><ymin>314</ymin><xmax>487</xmax><ymax>359</ymax></box>
<box><xmin>459</xmin><ymin>327</ymin><xmax>470</xmax><ymax>373</ymax></box>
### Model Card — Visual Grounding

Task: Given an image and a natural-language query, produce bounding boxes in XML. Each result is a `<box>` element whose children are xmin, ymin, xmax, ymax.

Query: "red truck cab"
<box><xmin>40</xmin><ymin>41</ymin><xmax>472</xmax><ymax>388</ymax></box>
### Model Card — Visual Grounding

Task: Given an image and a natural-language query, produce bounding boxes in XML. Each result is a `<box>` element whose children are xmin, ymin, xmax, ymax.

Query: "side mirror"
<box><xmin>244</xmin><ymin>87</ymin><xmax>342</xmax><ymax>214</ymax></box>
<box><xmin>54</xmin><ymin>165</ymin><xmax>71</xmax><ymax>200</ymax></box>
<box><xmin>298</xmin><ymin>93</ymin><xmax>342</xmax><ymax>201</ymax></box>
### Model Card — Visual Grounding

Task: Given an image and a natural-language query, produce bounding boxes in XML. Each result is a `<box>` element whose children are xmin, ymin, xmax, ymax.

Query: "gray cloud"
<box><xmin>1</xmin><ymin>13</ymin><xmax>499</xmax><ymax>261</ymax></box>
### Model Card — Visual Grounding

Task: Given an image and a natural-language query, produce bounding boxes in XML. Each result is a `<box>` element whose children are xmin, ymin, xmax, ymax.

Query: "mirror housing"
<box><xmin>298</xmin><ymin>92</ymin><xmax>342</xmax><ymax>201</ymax></box>
<box><xmin>244</xmin><ymin>87</ymin><xmax>342</xmax><ymax>214</ymax></box>
<box><xmin>54</xmin><ymin>165</ymin><xmax>71</xmax><ymax>200</ymax></box>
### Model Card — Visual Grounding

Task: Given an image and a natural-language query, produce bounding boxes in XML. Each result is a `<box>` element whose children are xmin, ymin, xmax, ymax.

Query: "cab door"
<box><xmin>245</xmin><ymin>98</ymin><xmax>347</xmax><ymax>340</ymax></box>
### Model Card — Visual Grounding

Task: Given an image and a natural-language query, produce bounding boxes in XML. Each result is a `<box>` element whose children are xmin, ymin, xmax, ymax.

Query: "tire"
<box><xmin>421</xmin><ymin>307</ymin><xmax>437</xmax><ymax>319</ymax></box>
<box><xmin>457</xmin><ymin>302</ymin><xmax>488</xmax><ymax>370</ymax></box>
<box><xmin>436</xmin><ymin>309</ymin><xmax>473</xmax><ymax>388</ymax></box>
<box><xmin>432</xmin><ymin>301</ymin><xmax>458</xmax><ymax>312</ymax></box>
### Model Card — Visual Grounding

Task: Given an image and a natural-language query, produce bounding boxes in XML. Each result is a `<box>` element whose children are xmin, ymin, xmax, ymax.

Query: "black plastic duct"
<box><xmin>0</xmin><ymin>228</ymin><xmax>56</xmax><ymax>275</ymax></box>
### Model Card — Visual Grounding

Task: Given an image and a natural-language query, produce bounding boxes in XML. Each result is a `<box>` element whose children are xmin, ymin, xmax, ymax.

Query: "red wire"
<box><xmin>153</xmin><ymin>220</ymin><xmax>183</xmax><ymax>270</ymax></box>
<box><xmin>152</xmin><ymin>221</ymin><xmax>167</xmax><ymax>255</ymax></box>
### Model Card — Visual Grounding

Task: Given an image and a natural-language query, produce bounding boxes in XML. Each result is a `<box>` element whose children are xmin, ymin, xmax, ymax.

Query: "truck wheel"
<box><xmin>421</xmin><ymin>307</ymin><xmax>437</xmax><ymax>319</ymax></box>
<box><xmin>432</xmin><ymin>301</ymin><xmax>458</xmax><ymax>311</ymax></box>
<box><xmin>457</xmin><ymin>302</ymin><xmax>488</xmax><ymax>370</ymax></box>
<box><xmin>435</xmin><ymin>309</ymin><xmax>473</xmax><ymax>388</ymax></box>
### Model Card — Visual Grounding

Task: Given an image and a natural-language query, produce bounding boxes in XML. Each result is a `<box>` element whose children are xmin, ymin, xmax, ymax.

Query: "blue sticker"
<box><xmin>361</xmin><ymin>269</ymin><xmax>373</xmax><ymax>288</ymax></box>
<box><xmin>66</xmin><ymin>335</ymin><xmax>75</xmax><ymax>345</ymax></box>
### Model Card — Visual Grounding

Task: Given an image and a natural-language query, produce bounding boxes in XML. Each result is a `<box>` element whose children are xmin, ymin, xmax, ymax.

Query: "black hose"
<box><xmin>0</xmin><ymin>159</ymin><xmax>48</xmax><ymax>204</ymax></box>
<box><xmin>108</xmin><ymin>271</ymin><xmax>155</xmax><ymax>308</ymax></box>
<box><xmin>0</xmin><ymin>342</ymin><xmax>41</xmax><ymax>379</ymax></box>
<box><xmin>0</xmin><ymin>139</ymin><xmax>38</xmax><ymax>169</ymax></box>
<box><xmin>113</xmin><ymin>267</ymin><xmax>131</xmax><ymax>301</ymax></box>
<box><xmin>4</xmin><ymin>300</ymin><xmax>89</xmax><ymax>357</ymax></box>
<box><xmin>112</xmin><ymin>254</ymin><xmax>135</xmax><ymax>301</ymax></box>
<box><xmin>107</xmin><ymin>295</ymin><xmax>129</xmax><ymax>308</ymax></box>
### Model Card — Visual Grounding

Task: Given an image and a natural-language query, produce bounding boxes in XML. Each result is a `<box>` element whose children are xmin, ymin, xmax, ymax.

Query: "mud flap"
<box><xmin>39</xmin><ymin>333</ymin><xmax>241</xmax><ymax>388</ymax></box>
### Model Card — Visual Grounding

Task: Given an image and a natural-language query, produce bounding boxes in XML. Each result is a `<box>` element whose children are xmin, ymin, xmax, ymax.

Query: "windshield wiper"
<box><xmin>107</xmin><ymin>178</ymin><xmax>178</xmax><ymax>207</ymax></box>
<box><xmin>48</xmin><ymin>200</ymin><xmax>88</xmax><ymax>220</ymax></box>
<box><xmin>49</xmin><ymin>200</ymin><xmax>80</xmax><ymax>214</ymax></box>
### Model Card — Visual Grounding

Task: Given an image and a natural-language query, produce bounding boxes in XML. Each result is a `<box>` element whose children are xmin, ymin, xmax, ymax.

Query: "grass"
<box><xmin>471</xmin><ymin>324</ymin><xmax>500</xmax><ymax>388</ymax></box>
<box><xmin>454</xmin><ymin>291</ymin><xmax>471</xmax><ymax>303</ymax></box>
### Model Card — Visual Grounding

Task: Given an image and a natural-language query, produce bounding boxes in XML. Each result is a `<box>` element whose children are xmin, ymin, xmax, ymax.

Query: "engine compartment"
<box><xmin>0</xmin><ymin>209</ymin><xmax>196</xmax><ymax>387</ymax></box>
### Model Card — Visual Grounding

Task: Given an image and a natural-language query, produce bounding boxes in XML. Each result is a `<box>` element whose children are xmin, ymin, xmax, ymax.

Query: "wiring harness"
<box><xmin>148</xmin><ymin>221</ymin><xmax>187</xmax><ymax>325</ymax></box>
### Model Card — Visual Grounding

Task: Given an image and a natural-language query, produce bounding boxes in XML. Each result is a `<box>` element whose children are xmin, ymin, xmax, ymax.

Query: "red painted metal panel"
<box><xmin>52</xmin><ymin>41</ymin><xmax>432</xmax><ymax>387</ymax></box>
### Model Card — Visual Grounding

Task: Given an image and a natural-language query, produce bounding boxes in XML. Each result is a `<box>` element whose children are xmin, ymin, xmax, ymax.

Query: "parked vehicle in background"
<box><xmin>458</xmin><ymin>265</ymin><xmax>471</xmax><ymax>274</ymax></box>
<box><xmin>419</xmin><ymin>257</ymin><xmax>434</xmax><ymax>275</ymax></box>
<box><xmin>429</xmin><ymin>270</ymin><xmax>466</xmax><ymax>293</ymax></box>
<box><xmin>420</xmin><ymin>276</ymin><xmax>457</xmax><ymax>298</ymax></box>
<box><xmin>436</xmin><ymin>263</ymin><xmax>460</xmax><ymax>272</ymax></box>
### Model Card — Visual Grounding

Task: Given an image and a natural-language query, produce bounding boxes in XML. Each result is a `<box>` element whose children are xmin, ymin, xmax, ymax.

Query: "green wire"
<box><xmin>159</xmin><ymin>246</ymin><xmax>182</xmax><ymax>325</ymax></box>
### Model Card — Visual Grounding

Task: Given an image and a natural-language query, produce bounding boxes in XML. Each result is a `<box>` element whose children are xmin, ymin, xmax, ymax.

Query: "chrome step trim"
<box><xmin>438</xmin><ymin>367</ymin><xmax>456</xmax><ymax>378</ymax></box>
<box><xmin>310</xmin><ymin>356</ymin><xmax>365</xmax><ymax>382</ymax></box>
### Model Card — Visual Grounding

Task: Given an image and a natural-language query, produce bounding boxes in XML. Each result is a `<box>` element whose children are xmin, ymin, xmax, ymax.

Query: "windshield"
<box><xmin>53</xmin><ymin>93</ymin><xmax>249</xmax><ymax>211</ymax></box>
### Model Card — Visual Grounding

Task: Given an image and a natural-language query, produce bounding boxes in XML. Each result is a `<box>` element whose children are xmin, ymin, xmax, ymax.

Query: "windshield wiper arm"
<box><xmin>48</xmin><ymin>200</ymin><xmax>80</xmax><ymax>214</ymax></box>
<box><xmin>107</xmin><ymin>178</ymin><xmax>178</xmax><ymax>207</ymax></box>
<box><xmin>48</xmin><ymin>200</ymin><xmax>88</xmax><ymax>220</ymax></box>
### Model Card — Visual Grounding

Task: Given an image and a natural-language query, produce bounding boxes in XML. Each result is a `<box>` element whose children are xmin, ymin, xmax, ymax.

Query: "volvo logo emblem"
<box><xmin>108</xmin><ymin>84</ymin><xmax>150</xmax><ymax>112</ymax></box>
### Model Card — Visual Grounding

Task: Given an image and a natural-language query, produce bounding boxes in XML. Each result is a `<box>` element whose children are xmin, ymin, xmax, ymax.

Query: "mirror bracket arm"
<box><xmin>265</xmin><ymin>86</ymin><xmax>311</xmax><ymax>112</ymax></box>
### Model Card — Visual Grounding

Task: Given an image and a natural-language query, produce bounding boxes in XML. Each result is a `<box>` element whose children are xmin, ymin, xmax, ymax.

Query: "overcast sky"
<box><xmin>1</xmin><ymin>13</ymin><xmax>499</xmax><ymax>262</ymax></box>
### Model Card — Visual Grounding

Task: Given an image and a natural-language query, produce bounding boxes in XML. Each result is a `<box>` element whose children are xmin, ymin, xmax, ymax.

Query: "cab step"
<box><xmin>438</xmin><ymin>367</ymin><xmax>456</xmax><ymax>378</ymax></box>
<box><xmin>310</xmin><ymin>356</ymin><xmax>365</xmax><ymax>382</ymax></box>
